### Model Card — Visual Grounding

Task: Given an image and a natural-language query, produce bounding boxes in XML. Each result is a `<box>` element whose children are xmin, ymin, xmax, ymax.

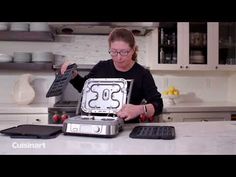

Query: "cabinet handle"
<box><xmin>185</xmin><ymin>66</ymin><xmax>189</xmax><ymax>69</ymax></box>
<box><xmin>35</xmin><ymin>119</ymin><xmax>41</xmax><ymax>122</ymax></box>
<box><xmin>215</xmin><ymin>66</ymin><xmax>218</xmax><ymax>69</ymax></box>
<box><xmin>180</xmin><ymin>66</ymin><xmax>183</xmax><ymax>68</ymax></box>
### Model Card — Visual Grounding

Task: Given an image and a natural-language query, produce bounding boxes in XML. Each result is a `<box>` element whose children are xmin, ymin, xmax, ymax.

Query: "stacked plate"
<box><xmin>190</xmin><ymin>50</ymin><xmax>205</xmax><ymax>64</ymax></box>
<box><xmin>54</xmin><ymin>54</ymin><xmax>66</xmax><ymax>66</ymax></box>
<box><xmin>13</xmin><ymin>52</ymin><xmax>31</xmax><ymax>63</ymax></box>
<box><xmin>190</xmin><ymin>55</ymin><xmax>205</xmax><ymax>64</ymax></box>
<box><xmin>32</xmin><ymin>52</ymin><xmax>54</xmax><ymax>63</ymax></box>
<box><xmin>0</xmin><ymin>22</ymin><xmax>9</xmax><ymax>31</ymax></box>
<box><xmin>30</xmin><ymin>23</ymin><xmax>50</xmax><ymax>32</ymax></box>
<box><xmin>0</xmin><ymin>54</ymin><xmax>12</xmax><ymax>63</ymax></box>
<box><xmin>10</xmin><ymin>23</ymin><xmax>29</xmax><ymax>31</ymax></box>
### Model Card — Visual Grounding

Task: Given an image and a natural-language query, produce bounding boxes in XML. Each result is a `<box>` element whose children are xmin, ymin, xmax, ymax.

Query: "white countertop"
<box><xmin>1</xmin><ymin>121</ymin><xmax>236</xmax><ymax>155</ymax></box>
<box><xmin>163</xmin><ymin>101</ymin><xmax>236</xmax><ymax>112</ymax></box>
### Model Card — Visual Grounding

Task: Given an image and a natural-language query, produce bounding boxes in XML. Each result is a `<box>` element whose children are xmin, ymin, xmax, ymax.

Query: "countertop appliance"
<box><xmin>62</xmin><ymin>78</ymin><xmax>133</xmax><ymax>137</ymax></box>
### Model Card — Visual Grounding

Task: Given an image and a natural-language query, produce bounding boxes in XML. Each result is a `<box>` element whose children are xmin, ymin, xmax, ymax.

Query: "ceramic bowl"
<box><xmin>163</xmin><ymin>95</ymin><xmax>179</xmax><ymax>105</ymax></box>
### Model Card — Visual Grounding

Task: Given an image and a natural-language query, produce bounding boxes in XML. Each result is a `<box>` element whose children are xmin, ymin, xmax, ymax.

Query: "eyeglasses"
<box><xmin>108</xmin><ymin>49</ymin><xmax>132</xmax><ymax>57</ymax></box>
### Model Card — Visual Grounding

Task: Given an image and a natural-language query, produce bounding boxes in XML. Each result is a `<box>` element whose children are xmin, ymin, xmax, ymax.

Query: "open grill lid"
<box><xmin>80</xmin><ymin>78</ymin><xmax>128</xmax><ymax>114</ymax></box>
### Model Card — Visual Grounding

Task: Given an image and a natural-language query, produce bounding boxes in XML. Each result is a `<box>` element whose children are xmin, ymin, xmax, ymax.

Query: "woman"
<box><xmin>61</xmin><ymin>28</ymin><xmax>163</xmax><ymax>123</ymax></box>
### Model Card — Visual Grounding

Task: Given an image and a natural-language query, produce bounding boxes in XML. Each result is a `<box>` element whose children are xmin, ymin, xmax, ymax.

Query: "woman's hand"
<box><xmin>116</xmin><ymin>104</ymin><xmax>143</xmax><ymax>121</ymax></box>
<box><xmin>60</xmin><ymin>61</ymin><xmax>78</xmax><ymax>79</ymax></box>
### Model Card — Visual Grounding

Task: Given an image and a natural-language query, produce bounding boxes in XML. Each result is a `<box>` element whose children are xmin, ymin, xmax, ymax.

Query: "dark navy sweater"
<box><xmin>70</xmin><ymin>59</ymin><xmax>163</xmax><ymax>123</ymax></box>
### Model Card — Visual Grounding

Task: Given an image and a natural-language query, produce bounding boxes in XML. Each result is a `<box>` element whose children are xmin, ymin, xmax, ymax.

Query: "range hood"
<box><xmin>48</xmin><ymin>22</ymin><xmax>159</xmax><ymax>36</ymax></box>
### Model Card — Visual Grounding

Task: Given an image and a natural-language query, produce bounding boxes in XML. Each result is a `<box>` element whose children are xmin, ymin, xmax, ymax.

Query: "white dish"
<box><xmin>0</xmin><ymin>22</ymin><xmax>9</xmax><ymax>31</ymax></box>
<box><xmin>30</xmin><ymin>22</ymin><xmax>50</xmax><ymax>31</ymax></box>
<box><xmin>54</xmin><ymin>54</ymin><xmax>66</xmax><ymax>66</ymax></box>
<box><xmin>32</xmin><ymin>52</ymin><xmax>54</xmax><ymax>63</ymax></box>
<box><xmin>0</xmin><ymin>54</ymin><xmax>13</xmax><ymax>62</ymax></box>
<box><xmin>10</xmin><ymin>23</ymin><xmax>29</xmax><ymax>31</ymax></box>
<box><xmin>191</xmin><ymin>55</ymin><xmax>204</xmax><ymax>60</ymax></box>
<box><xmin>13</xmin><ymin>52</ymin><xmax>31</xmax><ymax>63</ymax></box>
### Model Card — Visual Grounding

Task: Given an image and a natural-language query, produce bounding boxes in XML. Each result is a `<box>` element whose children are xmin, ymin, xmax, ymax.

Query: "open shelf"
<box><xmin>0</xmin><ymin>62</ymin><xmax>53</xmax><ymax>71</ymax></box>
<box><xmin>0</xmin><ymin>31</ymin><xmax>55</xmax><ymax>42</ymax></box>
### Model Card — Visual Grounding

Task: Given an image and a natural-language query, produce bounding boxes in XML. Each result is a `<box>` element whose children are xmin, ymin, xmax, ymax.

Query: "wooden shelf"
<box><xmin>52</xmin><ymin>64</ymin><xmax>94</xmax><ymax>71</ymax></box>
<box><xmin>0</xmin><ymin>31</ymin><xmax>55</xmax><ymax>42</ymax></box>
<box><xmin>0</xmin><ymin>62</ymin><xmax>53</xmax><ymax>71</ymax></box>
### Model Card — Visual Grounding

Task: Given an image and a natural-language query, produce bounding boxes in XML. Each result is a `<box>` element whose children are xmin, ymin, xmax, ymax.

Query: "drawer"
<box><xmin>27</xmin><ymin>114</ymin><xmax>48</xmax><ymax>125</ymax></box>
<box><xmin>0</xmin><ymin>114</ymin><xmax>48</xmax><ymax>126</ymax></box>
<box><xmin>159</xmin><ymin>112</ymin><xmax>232</xmax><ymax>122</ymax></box>
<box><xmin>0</xmin><ymin>114</ymin><xmax>28</xmax><ymax>126</ymax></box>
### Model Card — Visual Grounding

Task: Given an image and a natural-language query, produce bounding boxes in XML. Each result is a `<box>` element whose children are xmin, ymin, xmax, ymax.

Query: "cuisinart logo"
<box><xmin>12</xmin><ymin>142</ymin><xmax>46</xmax><ymax>149</ymax></box>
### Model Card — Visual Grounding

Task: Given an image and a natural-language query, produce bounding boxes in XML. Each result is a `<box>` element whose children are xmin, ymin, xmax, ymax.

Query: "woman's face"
<box><xmin>109</xmin><ymin>40</ymin><xmax>134</xmax><ymax>71</ymax></box>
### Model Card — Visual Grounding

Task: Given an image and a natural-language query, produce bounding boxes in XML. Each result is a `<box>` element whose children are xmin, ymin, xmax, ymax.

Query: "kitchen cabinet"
<box><xmin>158</xmin><ymin>112</ymin><xmax>232</xmax><ymax>122</ymax></box>
<box><xmin>0</xmin><ymin>114</ymin><xmax>48</xmax><ymax>126</ymax></box>
<box><xmin>0</xmin><ymin>31</ymin><xmax>55</xmax><ymax>42</ymax></box>
<box><xmin>146</xmin><ymin>22</ymin><xmax>232</xmax><ymax>71</ymax></box>
<box><xmin>27</xmin><ymin>114</ymin><xmax>48</xmax><ymax>124</ymax></box>
<box><xmin>214</xmin><ymin>22</ymin><xmax>236</xmax><ymax>71</ymax></box>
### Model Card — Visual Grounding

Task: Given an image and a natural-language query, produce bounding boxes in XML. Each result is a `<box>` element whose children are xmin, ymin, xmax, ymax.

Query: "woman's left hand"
<box><xmin>116</xmin><ymin>104</ymin><xmax>142</xmax><ymax>121</ymax></box>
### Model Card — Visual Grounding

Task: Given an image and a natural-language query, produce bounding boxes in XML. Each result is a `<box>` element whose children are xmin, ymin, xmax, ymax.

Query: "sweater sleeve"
<box><xmin>142</xmin><ymin>69</ymin><xmax>163</xmax><ymax>116</ymax></box>
<box><xmin>69</xmin><ymin>74</ymin><xmax>86</xmax><ymax>93</ymax></box>
<box><xmin>69</xmin><ymin>61</ymin><xmax>104</xmax><ymax>92</ymax></box>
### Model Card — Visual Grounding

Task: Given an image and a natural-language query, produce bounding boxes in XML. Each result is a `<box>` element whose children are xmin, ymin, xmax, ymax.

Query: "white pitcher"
<box><xmin>13</xmin><ymin>74</ymin><xmax>35</xmax><ymax>105</ymax></box>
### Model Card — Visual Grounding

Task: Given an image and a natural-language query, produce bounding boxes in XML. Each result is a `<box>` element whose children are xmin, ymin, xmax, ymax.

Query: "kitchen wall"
<box><xmin>0</xmin><ymin>34</ymin><xmax>234</xmax><ymax>104</ymax></box>
<box><xmin>153</xmin><ymin>70</ymin><xmax>231</xmax><ymax>103</ymax></box>
<box><xmin>228</xmin><ymin>72</ymin><xmax>236</xmax><ymax>102</ymax></box>
<box><xmin>0</xmin><ymin>71</ymin><xmax>55</xmax><ymax>104</ymax></box>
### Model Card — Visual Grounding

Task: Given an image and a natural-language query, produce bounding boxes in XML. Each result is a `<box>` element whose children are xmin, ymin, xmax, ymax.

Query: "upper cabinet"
<box><xmin>146</xmin><ymin>22</ymin><xmax>236</xmax><ymax>71</ymax></box>
<box><xmin>216</xmin><ymin>22</ymin><xmax>236</xmax><ymax>71</ymax></box>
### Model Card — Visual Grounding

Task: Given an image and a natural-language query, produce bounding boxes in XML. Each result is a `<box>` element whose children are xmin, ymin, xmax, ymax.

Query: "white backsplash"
<box><xmin>152</xmin><ymin>71</ymin><xmax>231</xmax><ymax>103</ymax></box>
<box><xmin>0</xmin><ymin>35</ymin><xmax>235</xmax><ymax>104</ymax></box>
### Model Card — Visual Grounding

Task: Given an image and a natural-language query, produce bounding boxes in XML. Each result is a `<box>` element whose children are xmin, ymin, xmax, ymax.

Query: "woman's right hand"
<box><xmin>61</xmin><ymin>61</ymin><xmax>78</xmax><ymax>79</ymax></box>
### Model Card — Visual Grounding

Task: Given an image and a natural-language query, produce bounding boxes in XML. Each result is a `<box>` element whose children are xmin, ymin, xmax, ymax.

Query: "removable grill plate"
<box><xmin>46</xmin><ymin>63</ymin><xmax>77</xmax><ymax>97</ymax></box>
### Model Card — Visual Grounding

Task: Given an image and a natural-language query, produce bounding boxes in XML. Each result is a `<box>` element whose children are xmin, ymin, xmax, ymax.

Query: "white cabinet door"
<box><xmin>0</xmin><ymin>114</ymin><xmax>48</xmax><ymax>126</ymax></box>
<box><xmin>146</xmin><ymin>23</ymin><xmax>184</xmax><ymax>70</ymax></box>
<box><xmin>183</xmin><ymin>22</ymin><xmax>217</xmax><ymax>71</ymax></box>
<box><xmin>0</xmin><ymin>114</ymin><xmax>28</xmax><ymax>126</ymax></box>
<box><xmin>27</xmin><ymin>114</ymin><xmax>48</xmax><ymax>125</ymax></box>
<box><xmin>147</xmin><ymin>22</ymin><xmax>219</xmax><ymax>71</ymax></box>
<box><xmin>214</xmin><ymin>22</ymin><xmax>236</xmax><ymax>71</ymax></box>
<box><xmin>159</xmin><ymin>112</ymin><xmax>231</xmax><ymax>122</ymax></box>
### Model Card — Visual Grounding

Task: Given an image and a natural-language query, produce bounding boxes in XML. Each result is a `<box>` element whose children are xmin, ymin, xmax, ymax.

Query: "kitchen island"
<box><xmin>0</xmin><ymin>121</ymin><xmax>236</xmax><ymax>155</ymax></box>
